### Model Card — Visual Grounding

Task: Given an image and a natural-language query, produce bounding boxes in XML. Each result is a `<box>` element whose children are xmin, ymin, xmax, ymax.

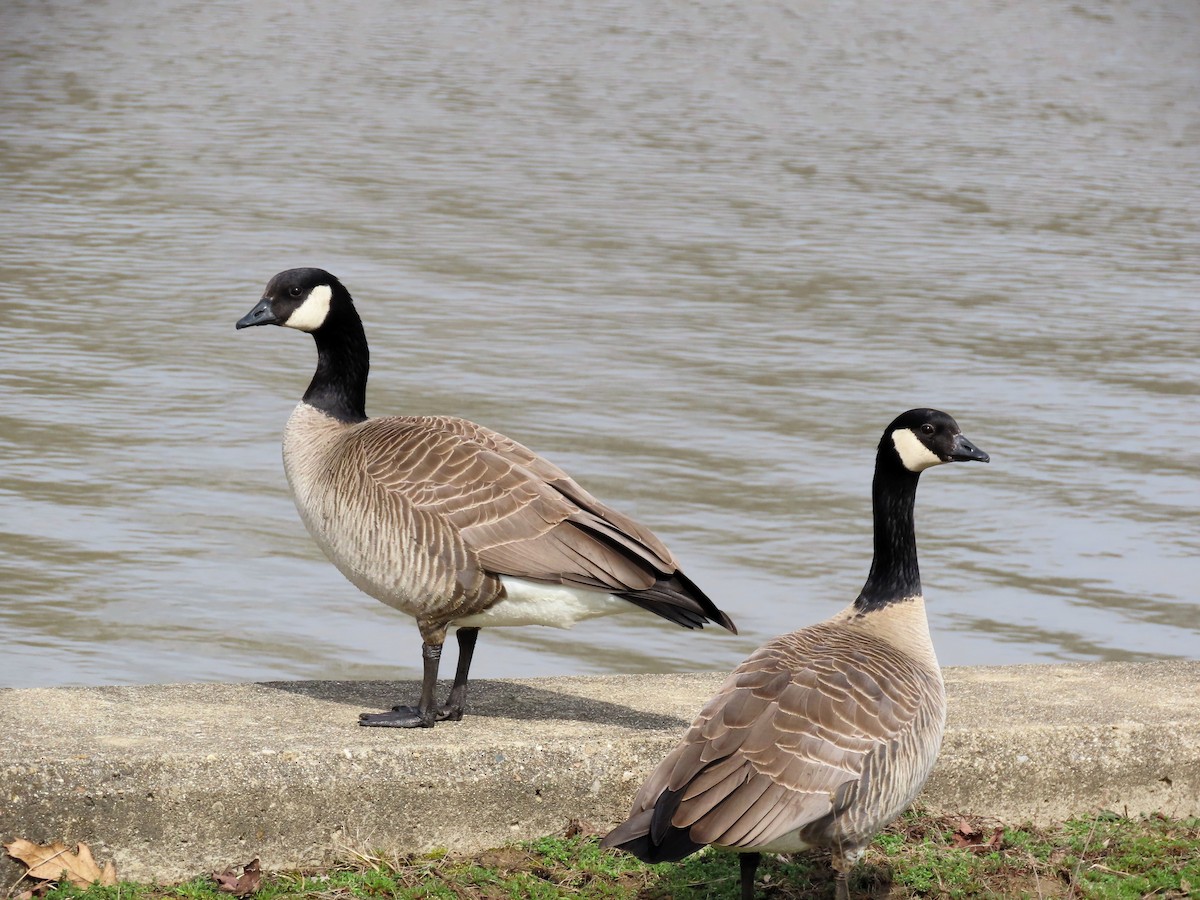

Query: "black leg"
<box><xmin>438</xmin><ymin>627</ymin><xmax>479</xmax><ymax>721</ymax></box>
<box><xmin>358</xmin><ymin>640</ymin><xmax>443</xmax><ymax>728</ymax></box>
<box><xmin>740</xmin><ymin>852</ymin><xmax>761</xmax><ymax>900</ymax></box>
<box><xmin>831</xmin><ymin>847</ymin><xmax>858</xmax><ymax>900</ymax></box>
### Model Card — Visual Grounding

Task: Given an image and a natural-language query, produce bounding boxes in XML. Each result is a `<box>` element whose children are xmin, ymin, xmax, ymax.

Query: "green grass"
<box><xmin>17</xmin><ymin>811</ymin><xmax>1199</xmax><ymax>900</ymax></box>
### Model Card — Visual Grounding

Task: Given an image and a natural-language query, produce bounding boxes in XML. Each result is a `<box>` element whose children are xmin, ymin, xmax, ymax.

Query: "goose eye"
<box><xmin>921</xmin><ymin>423</ymin><xmax>935</xmax><ymax>435</ymax></box>
<box><xmin>288</xmin><ymin>286</ymin><xmax>303</xmax><ymax>297</ymax></box>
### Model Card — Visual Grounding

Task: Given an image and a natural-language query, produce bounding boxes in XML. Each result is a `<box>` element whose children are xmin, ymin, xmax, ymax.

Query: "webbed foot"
<box><xmin>358</xmin><ymin>705</ymin><xmax>434</xmax><ymax>728</ymax></box>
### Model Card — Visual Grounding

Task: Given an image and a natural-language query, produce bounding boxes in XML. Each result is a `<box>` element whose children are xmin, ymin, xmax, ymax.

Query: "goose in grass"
<box><xmin>235</xmin><ymin>267</ymin><xmax>736</xmax><ymax>728</ymax></box>
<box><xmin>601</xmin><ymin>408</ymin><xmax>989</xmax><ymax>899</ymax></box>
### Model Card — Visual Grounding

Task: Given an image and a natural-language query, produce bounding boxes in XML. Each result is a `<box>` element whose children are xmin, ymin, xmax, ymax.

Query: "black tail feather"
<box><xmin>619</xmin><ymin>593</ymin><xmax>708</xmax><ymax>629</ymax></box>
<box><xmin>601</xmin><ymin>797</ymin><xmax>705</xmax><ymax>864</ymax></box>
<box><xmin>571</xmin><ymin>518</ymin><xmax>737</xmax><ymax>633</ymax></box>
<box><xmin>618</xmin><ymin>570</ymin><xmax>738</xmax><ymax>634</ymax></box>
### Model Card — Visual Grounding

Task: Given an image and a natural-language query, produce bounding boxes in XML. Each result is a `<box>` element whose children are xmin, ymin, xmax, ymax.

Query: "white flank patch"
<box><xmin>284</xmin><ymin>284</ymin><xmax>332</xmax><ymax>331</ymax></box>
<box><xmin>752</xmin><ymin>831</ymin><xmax>815</xmax><ymax>854</ymax></box>
<box><xmin>892</xmin><ymin>428</ymin><xmax>944</xmax><ymax>472</ymax></box>
<box><xmin>454</xmin><ymin>577</ymin><xmax>633</xmax><ymax>629</ymax></box>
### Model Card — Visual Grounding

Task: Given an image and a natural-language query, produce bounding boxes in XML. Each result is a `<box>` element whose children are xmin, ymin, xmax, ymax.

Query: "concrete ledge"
<box><xmin>2</xmin><ymin>661</ymin><xmax>1198</xmax><ymax>883</ymax></box>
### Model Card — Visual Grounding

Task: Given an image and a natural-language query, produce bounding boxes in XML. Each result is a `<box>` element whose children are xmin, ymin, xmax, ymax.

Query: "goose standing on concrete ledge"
<box><xmin>236</xmin><ymin>268</ymin><xmax>736</xmax><ymax>728</ymax></box>
<box><xmin>602</xmin><ymin>409</ymin><xmax>988</xmax><ymax>899</ymax></box>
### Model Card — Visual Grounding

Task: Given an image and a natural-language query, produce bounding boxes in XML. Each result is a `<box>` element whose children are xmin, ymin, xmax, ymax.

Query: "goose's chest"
<box><xmin>280</xmin><ymin>408</ymin><xmax>486</xmax><ymax>622</ymax></box>
<box><xmin>280</xmin><ymin>406</ymin><xmax>417</xmax><ymax>604</ymax></box>
<box><xmin>282</xmin><ymin>413</ymin><xmax>361</xmax><ymax>556</ymax></box>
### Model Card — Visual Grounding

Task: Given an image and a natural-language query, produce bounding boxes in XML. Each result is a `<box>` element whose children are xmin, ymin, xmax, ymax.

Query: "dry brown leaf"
<box><xmin>563</xmin><ymin>819</ymin><xmax>596</xmax><ymax>839</ymax></box>
<box><xmin>949</xmin><ymin>821</ymin><xmax>1003</xmax><ymax>854</ymax></box>
<box><xmin>3</xmin><ymin>839</ymin><xmax>117</xmax><ymax>887</ymax></box>
<box><xmin>213</xmin><ymin>857</ymin><xmax>262</xmax><ymax>898</ymax></box>
<box><xmin>17</xmin><ymin>879</ymin><xmax>55</xmax><ymax>899</ymax></box>
<box><xmin>951</xmin><ymin>818</ymin><xmax>983</xmax><ymax>848</ymax></box>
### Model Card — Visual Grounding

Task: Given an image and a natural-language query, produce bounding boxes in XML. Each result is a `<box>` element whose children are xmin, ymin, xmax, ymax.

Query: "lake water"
<box><xmin>2</xmin><ymin>0</ymin><xmax>1197</xmax><ymax>690</ymax></box>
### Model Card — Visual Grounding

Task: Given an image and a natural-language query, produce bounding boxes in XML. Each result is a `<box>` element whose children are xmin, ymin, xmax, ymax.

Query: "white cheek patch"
<box><xmin>284</xmin><ymin>284</ymin><xmax>332</xmax><ymax>332</ymax></box>
<box><xmin>892</xmin><ymin>428</ymin><xmax>945</xmax><ymax>472</ymax></box>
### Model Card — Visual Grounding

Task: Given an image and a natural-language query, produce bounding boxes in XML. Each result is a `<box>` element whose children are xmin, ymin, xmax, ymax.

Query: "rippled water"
<box><xmin>2</xmin><ymin>0</ymin><xmax>1197</xmax><ymax>689</ymax></box>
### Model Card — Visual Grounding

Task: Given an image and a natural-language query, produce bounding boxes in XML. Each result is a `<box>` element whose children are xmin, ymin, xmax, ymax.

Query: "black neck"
<box><xmin>854</xmin><ymin>453</ymin><xmax>922</xmax><ymax>613</ymax></box>
<box><xmin>303</xmin><ymin>304</ymin><xmax>369</xmax><ymax>424</ymax></box>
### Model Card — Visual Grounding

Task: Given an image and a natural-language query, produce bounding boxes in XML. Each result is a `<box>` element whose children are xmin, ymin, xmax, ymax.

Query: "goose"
<box><xmin>235</xmin><ymin>267</ymin><xmax>736</xmax><ymax>728</ymax></box>
<box><xmin>601</xmin><ymin>408</ymin><xmax>989</xmax><ymax>899</ymax></box>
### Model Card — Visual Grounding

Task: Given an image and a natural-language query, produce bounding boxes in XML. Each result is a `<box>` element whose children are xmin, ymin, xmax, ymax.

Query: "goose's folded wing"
<box><xmin>429</xmin><ymin>417</ymin><xmax>679</xmax><ymax>565</ymax></box>
<box><xmin>615</xmin><ymin>629</ymin><xmax>926</xmax><ymax>850</ymax></box>
<box><xmin>354</xmin><ymin>416</ymin><xmax>675</xmax><ymax>592</ymax></box>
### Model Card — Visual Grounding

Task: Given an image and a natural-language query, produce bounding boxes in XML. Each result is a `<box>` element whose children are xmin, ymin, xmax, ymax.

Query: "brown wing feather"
<box><xmin>428</xmin><ymin>417</ymin><xmax>678</xmax><ymax>565</ymax></box>
<box><xmin>610</xmin><ymin>621</ymin><xmax>931</xmax><ymax>853</ymax></box>
<box><xmin>354</xmin><ymin>416</ymin><xmax>676</xmax><ymax>592</ymax></box>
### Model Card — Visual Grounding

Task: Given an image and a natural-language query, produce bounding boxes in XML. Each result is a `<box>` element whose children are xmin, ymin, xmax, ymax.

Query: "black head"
<box><xmin>881</xmin><ymin>408</ymin><xmax>990</xmax><ymax>473</ymax></box>
<box><xmin>235</xmin><ymin>268</ymin><xmax>351</xmax><ymax>333</ymax></box>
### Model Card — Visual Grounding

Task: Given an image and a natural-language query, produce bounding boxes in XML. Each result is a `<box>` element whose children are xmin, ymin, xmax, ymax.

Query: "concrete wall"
<box><xmin>2</xmin><ymin>661</ymin><xmax>1197</xmax><ymax>883</ymax></box>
